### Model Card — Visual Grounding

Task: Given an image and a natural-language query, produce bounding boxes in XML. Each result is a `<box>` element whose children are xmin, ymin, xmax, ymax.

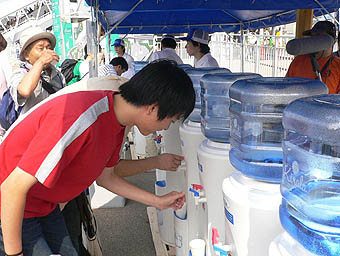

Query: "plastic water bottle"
<box><xmin>200</xmin><ymin>72</ymin><xmax>261</xmax><ymax>143</ymax></box>
<box><xmin>229</xmin><ymin>77</ymin><xmax>328</xmax><ymax>183</ymax></box>
<box><xmin>280</xmin><ymin>94</ymin><xmax>340</xmax><ymax>256</ymax></box>
<box><xmin>186</xmin><ymin>67</ymin><xmax>231</xmax><ymax>122</ymax></box>
<box><xmin>132</xmin><ymin>61</ymin><xmax>148</xmax><ymax>74</ymax></box>
<box><xmin>178</xmin><ymin>63</ymin><xmax>192</xmax><ymax>71</ymax></box>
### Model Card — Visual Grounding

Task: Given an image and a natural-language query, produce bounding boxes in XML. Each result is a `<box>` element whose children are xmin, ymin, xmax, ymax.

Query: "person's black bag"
<box><xmin>63</xmin><ymin>192</ymin><xmax>102</xmax><ymax>256</ymax></box>
<box><xmin>60</xmin><ymin>59</ymin><xmax>79</xmax><ymax>84</ymax></box>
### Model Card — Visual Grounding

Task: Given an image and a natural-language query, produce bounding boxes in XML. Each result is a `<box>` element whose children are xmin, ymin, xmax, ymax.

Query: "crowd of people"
<box><xmin>0</xmin><ymin>21</ymin><xmax>339</xmax><ymax>255</ymax></box>
<box><xmin>0</xmin><ymin>2</ymin><xmax>49</xmax><ymax>32</ymax></box>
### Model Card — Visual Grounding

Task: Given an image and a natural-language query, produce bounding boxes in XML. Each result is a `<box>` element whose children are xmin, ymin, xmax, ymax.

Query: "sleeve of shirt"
<box><xmin>17</xmin><ymin>111</ymin><xmax>92</xmax><ymax>188</ymax></box>
<box><xmin>9</xmin><ymin>68</ymin><xmax>29</xmax><ymax>110</ymax></box>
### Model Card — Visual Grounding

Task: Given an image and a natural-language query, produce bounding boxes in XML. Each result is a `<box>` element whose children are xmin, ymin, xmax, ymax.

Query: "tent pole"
<box><xmin>102</xmin><ymin>0</ymin><xmax>144</xmax><ymax>43</ymax></box>
<box><xmin>241</xmin><ymin>26</ymin><xmax>245</xmax><ymax>72</ymax></box>
<box><xmin>296</xmin><ymin>9</ymin><xmax>313</xmax><ymax>38</ymax></box>
<box><xmin>88</xmin><ymin>0</ymin><xmax>99</xmax><ymax>78</ymax></box>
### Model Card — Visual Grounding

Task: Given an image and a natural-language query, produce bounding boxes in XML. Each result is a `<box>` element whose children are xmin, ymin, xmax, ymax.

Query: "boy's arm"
<box><xmin>96</xmin><ymin>167</ymin><xmax>185</xmax><ymax>210</ymax></box>
<box><xmin>114</xmin><ymin>153</ymin><xmax>184</xmax><ymax>177</ymax></box>
<box><xmin>1</xmin><ymin>167</ymin><xmax>37</xmax><ymax>256</ymax></box>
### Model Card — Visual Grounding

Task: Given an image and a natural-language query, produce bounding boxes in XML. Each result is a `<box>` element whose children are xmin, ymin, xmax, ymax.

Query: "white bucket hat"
<box><xmin>180</xmin><ymin>28</ymin><xmax>209</xmax><ymax>45</ymax></box>
<box><xmin>19</xmin><ymin>26</ymin><xmax>56</xmax><ymax>61</ymax></box>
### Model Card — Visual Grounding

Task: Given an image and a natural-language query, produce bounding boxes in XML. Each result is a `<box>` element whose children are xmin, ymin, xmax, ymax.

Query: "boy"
<box><xmin>0</xmin><ymin>60</ymin><xmax>195</xmax><ymax>255</ymax></box>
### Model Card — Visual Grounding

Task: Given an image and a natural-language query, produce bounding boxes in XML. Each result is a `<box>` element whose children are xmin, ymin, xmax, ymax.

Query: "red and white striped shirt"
<box><xmin>0</xmin><ymin>91</ymin><xmax>125</xmax><ymax>218</ymax></box>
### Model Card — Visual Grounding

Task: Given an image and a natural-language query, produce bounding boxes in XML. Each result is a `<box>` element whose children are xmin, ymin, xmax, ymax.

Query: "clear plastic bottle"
<box><xmin>280</xmin><ymin>94</ymin><xmax>340</xmax><ymax>256</ymax></box>
<box><xmin>185</xmin><ymin>68</ymin><xmax>231</xmax><ymax>122</ymax></box>
<box><xmin>229</xmin><ymin>77</ymin><xmax>328</xmax><ymax>183</ymax></box>
<box><xmin>200</xmin><ymin>72</ymin><xmax>261</xmax><ymax>143</ymax></box>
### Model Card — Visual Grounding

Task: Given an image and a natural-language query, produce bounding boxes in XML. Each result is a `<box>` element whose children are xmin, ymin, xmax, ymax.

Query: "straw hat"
<box><xmin>19</xmin><ymin>26</ymin><xmax>56</xmax><ymax>61</ymax></box>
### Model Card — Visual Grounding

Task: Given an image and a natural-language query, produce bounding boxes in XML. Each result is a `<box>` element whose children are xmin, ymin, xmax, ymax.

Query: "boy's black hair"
<box><xmin>119</xmin><ymin>60</ymin><xmax>195</xmax><ymax>121</ymax></box>
<box><xmin>110</xmin><ymin>57</ymin><xmax>128</xmax><ymax>71</ymax></box>
<box><xmin>190</xmin><ymin>40</ymin><xmax>210</xmax><ymax>54</ymax></box>
<box><xmin>161</xmin><ymin>38</ymin><xmax>177</xmax><ymax>49</ymax></box>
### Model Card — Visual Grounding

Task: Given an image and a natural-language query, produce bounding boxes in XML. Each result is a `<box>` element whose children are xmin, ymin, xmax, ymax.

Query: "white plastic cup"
<box><xmin>189</xmin><ymin>239</ymin><xmax>206</xmax><ymax>256</ymax></box>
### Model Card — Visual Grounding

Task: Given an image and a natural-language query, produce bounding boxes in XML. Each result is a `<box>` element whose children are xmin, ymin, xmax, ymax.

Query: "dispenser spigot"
<box><xmin>212</xmin><ymin>228</ymin><xmax>232</xmax><ymax>256</ymax></box>
<box><xmin>192</xmin><ymin>184</ymin><xmax>203</xmax><ymax>191</ymax></box>
<box><xmin>154</xmin><ymin>135</ymin><xmax>163</xmax><ymax>144</ymax></box>
<box><xmin>190</xmin><ymin>184</ymin><xmax>206</xmax><ymax>206</ymax></box>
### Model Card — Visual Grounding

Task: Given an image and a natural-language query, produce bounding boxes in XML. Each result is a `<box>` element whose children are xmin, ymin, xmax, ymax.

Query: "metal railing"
<box><xmin>177</xmin><ymin>33</ymin><xmax>295</xmax><ymax>77</ymax></box>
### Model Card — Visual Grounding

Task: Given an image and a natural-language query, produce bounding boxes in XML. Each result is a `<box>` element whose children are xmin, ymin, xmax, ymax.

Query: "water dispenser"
<box><xmin>186</xmin><ymin>67</ymin><xmax>231</xmax><ymax>122</ymax></box>
<box><xmin>228</xmin><ymin>77</ymin><xmax>327</xmax><ymax>183</ymax></box>
<box><xmin>200</xmin><ymin>72</ymin><xmax>261</xmax><ymax>143</ymax></box>
<box><xmin>280</xmin><ymin>94</ymin><xmax>340</xmax><ymax>256</ymax></box>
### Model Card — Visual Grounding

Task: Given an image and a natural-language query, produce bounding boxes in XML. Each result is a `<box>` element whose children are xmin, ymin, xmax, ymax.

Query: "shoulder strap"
<box><xmin>309</xmin><ymin>54</ymin><xmax>327</xmax><ymax>82</ymax></box>
<box><xmin>320</xmin><ymin>56</ymin><xmax>334</xmax><ymax>84</ymax></box>
<box><xmin>320</xmin><ymin>56</ymin><xmax>334</xmax><ymax>75</ymax></box>
<box><xmin>40</xmin><ymin>77</ymin><xmax>56</xmax><ymax>94</ymax></box>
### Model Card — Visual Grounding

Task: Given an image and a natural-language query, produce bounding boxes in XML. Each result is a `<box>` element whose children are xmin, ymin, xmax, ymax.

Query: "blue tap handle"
<box><xmin>189</xmin><ymin>188</ymin><xmax>199</xmax><ymax>197</ymax></box>
<box><xmin>213</xmin><ymin>245</ymin><xmax>229</xmax><ymax>256</ymax></box>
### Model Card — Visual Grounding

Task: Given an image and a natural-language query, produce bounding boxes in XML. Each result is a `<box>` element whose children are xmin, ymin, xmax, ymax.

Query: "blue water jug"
<box><xmin>280</xmin><ymin>94</ymin><xmax>340</xmax><ymax>256</ymax></box>
<box><xmin>200</xmin><ymin>72</ymin><xmax>261</xmax><ymax>143</ymax></box>
<box><xmin>229</xmin><ymin>77</ymin><xmax>328</xmax><ymax>183</ymax></box>
<box><xmin>132</xmin><ymin>61</ymin><xmax>148</xmax><ymax>74</ymax></box>
<box><xmin>186</xmin><ymin>67</ymin><xmax>231</xmax><ymax>122</ymax></box>
<box><xmin>178</xmin><ymin>64</ymin><xmax>192</xmax><ymax>71</ymax></box>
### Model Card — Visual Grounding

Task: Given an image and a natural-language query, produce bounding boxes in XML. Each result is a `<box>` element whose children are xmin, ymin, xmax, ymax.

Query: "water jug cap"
<box><xmin>186</xmin><ymin>68</ymin><xmax>230</xmax><ymax>84</ymax></box>
<box><xmin>201</xmin><ymin>72</ymin><xmax>261</xmax><ymax>90</ymax></box>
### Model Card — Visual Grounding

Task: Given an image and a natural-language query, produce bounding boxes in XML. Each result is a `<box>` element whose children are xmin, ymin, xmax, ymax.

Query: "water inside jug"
<box><xmin>229</xmin><ymin>77</ymin><xmax>328</xmax><ymax>183</ymax></box>
<box><xmin>280</xmin><ymin>94</ymin><xmax>340</xmax><ymax>256</ymax></box>
<box><xmin>200</xmin><ymin>72</ymin><xmax>261</xmax><ymax>143</ymax></box>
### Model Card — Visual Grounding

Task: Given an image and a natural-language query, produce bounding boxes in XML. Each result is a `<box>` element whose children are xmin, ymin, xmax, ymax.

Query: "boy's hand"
<box><xmin>156</xmin><ymin>191</ymin><xmax>186</xmax><ymax>210</ymax></box>
<box><xmin>155</xmin><ymin>153</ymin><xmax>184</xmax><ymax>171</ymax></box>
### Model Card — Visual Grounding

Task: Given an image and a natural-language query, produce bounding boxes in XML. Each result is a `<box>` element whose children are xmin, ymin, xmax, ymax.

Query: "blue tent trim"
<box><xmin>86</xmin><ymin>0</ymin><xmax>340</xmax><ymax>34</ymax></box>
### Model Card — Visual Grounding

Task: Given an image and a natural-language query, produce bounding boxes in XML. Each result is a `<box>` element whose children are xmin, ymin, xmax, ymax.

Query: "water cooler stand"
<box><xmin>222</xmin><ymin>170</ymin><xmax>284</xmax><ymax>256</ymax></box>
<box><xmin>197</xmin><ymin>140</ymin><xmax>235</xmax><ymax>256</ymax></box>
<box><xmin>179</xmin><ymin>120</ymin><xmax>206</xmax><ymax>254</ymax></box>
<box><xmin>133</xmin><ymin>125</ymin><xmax>146</xmax><ymax>159</ymax></box>
<box><xmin>157</xmin><ymin>121</ymin><xmax>186</xmax><ymax>246</ymax></box>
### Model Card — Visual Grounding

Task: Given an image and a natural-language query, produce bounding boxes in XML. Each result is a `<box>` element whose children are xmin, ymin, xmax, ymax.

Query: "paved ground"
<box><xmin>93</xmin><ymin>171</ymin><xmax>157</xmax><ymax>256</ymax></box>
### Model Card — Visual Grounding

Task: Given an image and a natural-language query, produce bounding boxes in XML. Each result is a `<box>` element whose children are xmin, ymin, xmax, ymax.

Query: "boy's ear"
<box><xmin>146</xmin><ymin>104</ymin><xmax>158</xmax><ymax>115</ymax></box>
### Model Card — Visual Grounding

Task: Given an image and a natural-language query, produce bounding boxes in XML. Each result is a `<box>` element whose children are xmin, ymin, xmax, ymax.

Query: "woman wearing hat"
<box><xmin>9</xmin><ymin>26</ymin><xmax>66</xmax><ymax>116</ymax></box>
<box><xmin>180</xmin><ymin>28</ymin><xmax>219</xmax><ymax>68</ymax></box>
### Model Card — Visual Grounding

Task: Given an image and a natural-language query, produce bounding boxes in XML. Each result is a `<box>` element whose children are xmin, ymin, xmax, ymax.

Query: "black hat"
<box><xmin>303</xmin><ymin>21</ymin><xmax>336</xmax><ymax>39</ymax></box>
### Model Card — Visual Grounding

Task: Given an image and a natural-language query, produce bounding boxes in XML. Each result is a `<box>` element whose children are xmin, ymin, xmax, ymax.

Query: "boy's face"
<box><xmin>137</xmin><ymin>105</ymin><xmax>179</xmax><ymax>135</ymax></box>
<box><xmin>114</xmin><ymin>65</ymin><xmax>125</xmax><ymax>76</ymax></box>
